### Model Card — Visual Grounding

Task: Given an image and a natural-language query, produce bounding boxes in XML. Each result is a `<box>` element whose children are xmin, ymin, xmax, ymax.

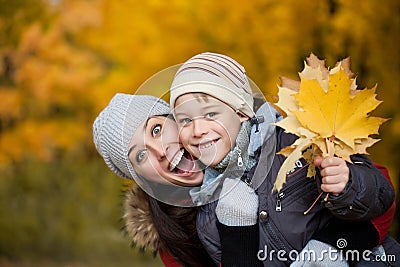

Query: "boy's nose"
<box><xmin>192</xmin><ymin>119</ymin><xmax>208</xmax><ymax>137</ymax></box>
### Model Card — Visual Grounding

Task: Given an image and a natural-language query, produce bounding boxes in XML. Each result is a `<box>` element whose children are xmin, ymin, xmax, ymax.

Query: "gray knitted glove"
<box><xmin>216</xmin><ymin>178</ymin><xmax>258</xmax><ymax>226</ymax></box>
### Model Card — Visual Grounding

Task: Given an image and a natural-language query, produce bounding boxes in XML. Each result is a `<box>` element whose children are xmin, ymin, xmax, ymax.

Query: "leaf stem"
<box><xmin>304</xmin><ymin>192</ymin><xmax>324</xmax><ymax>215</ymax></box>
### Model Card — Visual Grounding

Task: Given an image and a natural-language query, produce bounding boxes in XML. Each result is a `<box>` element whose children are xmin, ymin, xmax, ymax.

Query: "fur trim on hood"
<box><xmin>122</xmin><ymin>183</ymin><xmax>159</xmax><ymax>254</ymax></box>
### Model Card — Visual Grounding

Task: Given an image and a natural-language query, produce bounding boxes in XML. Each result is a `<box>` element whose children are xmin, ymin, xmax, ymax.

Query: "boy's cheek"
<box><xmin>178</xmin><ymin>129</ymin><xmax>191</xmax><ymax>144</ymax></box>
<box><xmin>179</xmin><ymin>138</ymin><xmax>193</xmax><ymax>154</ymax></box>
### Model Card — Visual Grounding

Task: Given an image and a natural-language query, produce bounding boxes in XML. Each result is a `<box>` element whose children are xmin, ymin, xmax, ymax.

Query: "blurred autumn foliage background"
<box><xmin>0</xmin><ymin>0</ymin><xmax>398</xmax><ymax>266</ymax></box>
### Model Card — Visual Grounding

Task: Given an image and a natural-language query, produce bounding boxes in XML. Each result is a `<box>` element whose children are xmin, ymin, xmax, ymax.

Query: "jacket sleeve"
<box><xmin>216</xmin><ymin>221</ymin><xmax>263</xmax><ymax>267</ymax></box>
<box><xmin>323</xmin><ymin>154</ymin><xmax>395</xmax><ymax>221</ymax></box>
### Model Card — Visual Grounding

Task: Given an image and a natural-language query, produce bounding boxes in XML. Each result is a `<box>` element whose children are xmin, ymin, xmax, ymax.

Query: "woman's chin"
<box><xmin>169</xmin><ymin>171</ymin><xmax>203</xmax><ymax>187</ymax></box>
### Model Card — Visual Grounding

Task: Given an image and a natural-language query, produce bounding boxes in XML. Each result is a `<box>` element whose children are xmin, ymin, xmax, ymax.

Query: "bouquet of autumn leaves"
<box><xmin>273</xmin><ymin>53</ymin><xmax>388</xmax><ymax>196</ymax></box>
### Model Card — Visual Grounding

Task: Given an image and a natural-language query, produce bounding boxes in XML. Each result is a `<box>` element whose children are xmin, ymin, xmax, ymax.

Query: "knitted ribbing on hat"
<box><xmin>93</xmin><ymin>94</ymin><xmax>170</xmax><ymax>181</ymax></box>
<box><xmin>213</xmin><ymin>120</ymin><xmax>256</xmax><ymax>173</ymax></box>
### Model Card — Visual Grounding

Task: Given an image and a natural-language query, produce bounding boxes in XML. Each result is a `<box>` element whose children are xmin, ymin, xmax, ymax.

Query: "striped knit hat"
<box><xmin>170</xmin><ymin>52</ymin><xmax>255</xmax><ymax>118</ymax></box>
<box><xmin>93</xmin><ymin>93</ymin><xmax>170</xmax><ymax>181</ymax></box>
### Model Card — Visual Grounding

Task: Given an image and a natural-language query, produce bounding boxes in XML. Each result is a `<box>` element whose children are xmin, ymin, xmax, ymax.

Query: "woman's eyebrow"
<box><xmin>127</xmin><ymin>144</ymin><xmax>136</xmax><ymax>158</ymax></box>
<box><xmin>144</xmin><ymin>117</ymin><xmax>152</xmax><ymax>129</ymax></box>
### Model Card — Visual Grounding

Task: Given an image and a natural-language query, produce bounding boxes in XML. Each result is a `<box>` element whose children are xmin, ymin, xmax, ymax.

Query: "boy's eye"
<box><xmin>180</xmin><ymin>118</ymin><xmax>192</xmax><ymax>125</ymax></box>
<box><xmin>136</xmin><ymin>150</ymin><xmax>147</xmax><ymax>163</ymax></box>
<box><xmin>205</xmin><ymin>112</ymin><xmax>216</xmax><ymax>119</ymax></box>
<box><xmin>151</xmin><ymin>124</ymin><xmax>162</xmax><ymax>137</ymax></box>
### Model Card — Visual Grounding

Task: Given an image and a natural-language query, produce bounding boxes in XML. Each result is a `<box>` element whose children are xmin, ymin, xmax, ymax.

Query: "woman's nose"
<box><xmin>146</xmin><ymin>140</ymin><xmax>167</xmax><ymax>160</ymax></box>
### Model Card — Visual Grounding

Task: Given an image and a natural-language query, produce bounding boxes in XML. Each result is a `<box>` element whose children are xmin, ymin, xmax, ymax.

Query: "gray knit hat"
<box><xmin>170</xmin><ymin>52</ymin><xmax>255</xmax><ymax>118</ymax></box>
<box><xmin>93</xmin><ymin>93</ymin><xmax>170</xmax><ymax>182</ymax></box>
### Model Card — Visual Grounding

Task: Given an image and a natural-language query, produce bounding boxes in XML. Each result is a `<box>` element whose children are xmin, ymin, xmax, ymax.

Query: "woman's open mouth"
<box><xmin>168</xmin><ymin>149</ymin><xmax>197</xmax><ymax>175</ymax></box>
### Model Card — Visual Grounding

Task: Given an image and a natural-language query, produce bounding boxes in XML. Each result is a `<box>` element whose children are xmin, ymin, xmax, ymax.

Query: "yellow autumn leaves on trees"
<box><xmin>273</xmin><ymin>54</ymin><xmax>388</xmax><ymax>192</ymax></box>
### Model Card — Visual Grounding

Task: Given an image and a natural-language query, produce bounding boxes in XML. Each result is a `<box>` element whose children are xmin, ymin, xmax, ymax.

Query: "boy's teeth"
<box><xmin>199</xmin><ymin>141</ymin><xmax>213</xmax><ymax>149</ymax></box>
<box><xmin>169</xmin><ymin>149</ymin><xmax>184</xmax><ymax>171</ymax></box>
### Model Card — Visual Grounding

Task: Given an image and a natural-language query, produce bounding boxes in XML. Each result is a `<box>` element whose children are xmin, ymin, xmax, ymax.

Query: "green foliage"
<box><xmin>0</xmin><ymin>0</ymin><xmax>49</xmax><ymax>47</ymax></box>
<box><xmin>0</xmin><ymin>156</ymin><xmax>162</xmax><ymax>266</ymax></box>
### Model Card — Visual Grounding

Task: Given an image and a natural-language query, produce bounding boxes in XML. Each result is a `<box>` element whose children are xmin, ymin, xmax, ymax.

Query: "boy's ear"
<box><xmin>239</xmin><ymin>116</ymin><xmax>249</xmax><ymax>122</ymax></box>
<box><xmin>236</xmin><ymin>111</ymin><xmax>250</xmax><ymax>122</ymax></box>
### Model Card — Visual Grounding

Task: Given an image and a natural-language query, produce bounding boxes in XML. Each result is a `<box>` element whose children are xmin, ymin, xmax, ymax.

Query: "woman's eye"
<box><xmin>205</xmin><ymin>112</ymin><xmax>216</xmax><ymax>119</ymax></box>
<box><xmin>151</xmin><ymin>124</ymin><xmax>162</xmax><ymax>137</ymax></box>
<box><xmin>136</xmin><ymin>150</ymin><xmax>147</xmax><ymax>163</ymax></box>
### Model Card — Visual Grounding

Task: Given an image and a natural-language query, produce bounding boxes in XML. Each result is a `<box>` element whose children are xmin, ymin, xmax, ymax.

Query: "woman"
<box><xmin>93</xmin><ymin>93</ymin><xmax>215</xmax><ymax>267</ymax></box>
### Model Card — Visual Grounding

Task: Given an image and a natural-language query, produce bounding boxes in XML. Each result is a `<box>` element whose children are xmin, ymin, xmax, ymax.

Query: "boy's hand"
<box><xmin>313</xmin><ymin>156</ymin><xmax>349</xmax><ymax>195</ymax></box>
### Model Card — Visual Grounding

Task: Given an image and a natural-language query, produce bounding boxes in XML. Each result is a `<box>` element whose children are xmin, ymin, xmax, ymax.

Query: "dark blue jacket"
<box><xmin>196</xmin><ymin>127</ymin><xmax>396</xmax><ymax>266</ymax></box>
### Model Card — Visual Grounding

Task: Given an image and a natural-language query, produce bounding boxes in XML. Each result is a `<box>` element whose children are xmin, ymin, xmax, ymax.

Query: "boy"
<box><xmin>169</xmin><ymin>52</ymin><xmax>395</xmax><ymax>266</ymax></box>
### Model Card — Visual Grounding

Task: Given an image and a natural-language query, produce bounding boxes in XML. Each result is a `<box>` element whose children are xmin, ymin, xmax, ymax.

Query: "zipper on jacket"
<box><xmin>265</xmin><ymin>219</ymin><xmax>288</xmax><ymax>252</ymax></box>
<box><xmin>275</xmin><ymin>163</ymin><xmax>311</xmax><ymax>212</ymax></box>
<box><xmin>275</xmin><ymin>192</ymin><xmax>284</xmax><ymax>211</ymax></box>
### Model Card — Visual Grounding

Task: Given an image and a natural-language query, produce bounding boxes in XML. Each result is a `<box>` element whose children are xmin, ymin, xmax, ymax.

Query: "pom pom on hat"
<box><xmin>170</xmin><ymin>52</ymin><xmax>255</xmax><ymax>118</ymax></box>
<box><xmin>93</xmin><ymin>93</ymin><xmax>170</xmax><ymax>181</ymax></box>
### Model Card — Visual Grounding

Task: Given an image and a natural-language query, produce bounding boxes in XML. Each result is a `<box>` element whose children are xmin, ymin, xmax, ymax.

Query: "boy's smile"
<box><xmin>174</xmin><ymin>93</ymin><xmax>247</xmax><ymax>167</ymax></box>
<box><xmin>198</xmin><ymin>139</ymin><xmax>218</xmax><ymax>149</ymax></box>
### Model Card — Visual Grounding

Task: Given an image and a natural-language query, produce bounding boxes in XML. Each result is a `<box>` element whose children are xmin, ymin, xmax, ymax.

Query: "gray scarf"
<box><xmin>214</xmin><ymin>120</ymin><xmax>256</xmax><ymax>174</ymax></box>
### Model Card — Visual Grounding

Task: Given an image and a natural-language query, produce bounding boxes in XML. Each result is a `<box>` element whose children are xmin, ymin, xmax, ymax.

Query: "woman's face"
<box><xmin>128</xmin><ymin>115</ymin><xmax>203</xmax><ymax>186</ymax></box>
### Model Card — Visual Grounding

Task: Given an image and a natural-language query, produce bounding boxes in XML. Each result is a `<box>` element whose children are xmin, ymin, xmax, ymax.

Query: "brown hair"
<box><xmin>148</xmin><ymin>196</ymin><xmax>216</xmax><ymax>267</ymax></box>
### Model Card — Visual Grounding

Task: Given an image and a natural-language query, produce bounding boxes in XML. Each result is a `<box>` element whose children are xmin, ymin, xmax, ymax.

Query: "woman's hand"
<box><xmin>314</xmin><ymin>156</ymin><xmax>349</xmax><ymax>195</ymax></box>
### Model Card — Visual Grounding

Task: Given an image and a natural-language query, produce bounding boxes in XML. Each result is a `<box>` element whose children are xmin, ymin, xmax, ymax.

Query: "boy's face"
<box><xmin>174</xmin><ymin>93</ymin><xmax>247</xmax><ymax>167</ymax></box>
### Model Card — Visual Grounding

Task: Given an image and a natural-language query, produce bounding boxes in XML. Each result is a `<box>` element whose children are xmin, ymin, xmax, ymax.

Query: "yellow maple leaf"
<box><xmin>273</xmin><ymin>54</ymin><xmax>388</xmax><ymax>192</ymax></box>
<box><xmin>294</xmin><ymin>68</ymin><xmax>386</xmax><ymax>149</ymax></box>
